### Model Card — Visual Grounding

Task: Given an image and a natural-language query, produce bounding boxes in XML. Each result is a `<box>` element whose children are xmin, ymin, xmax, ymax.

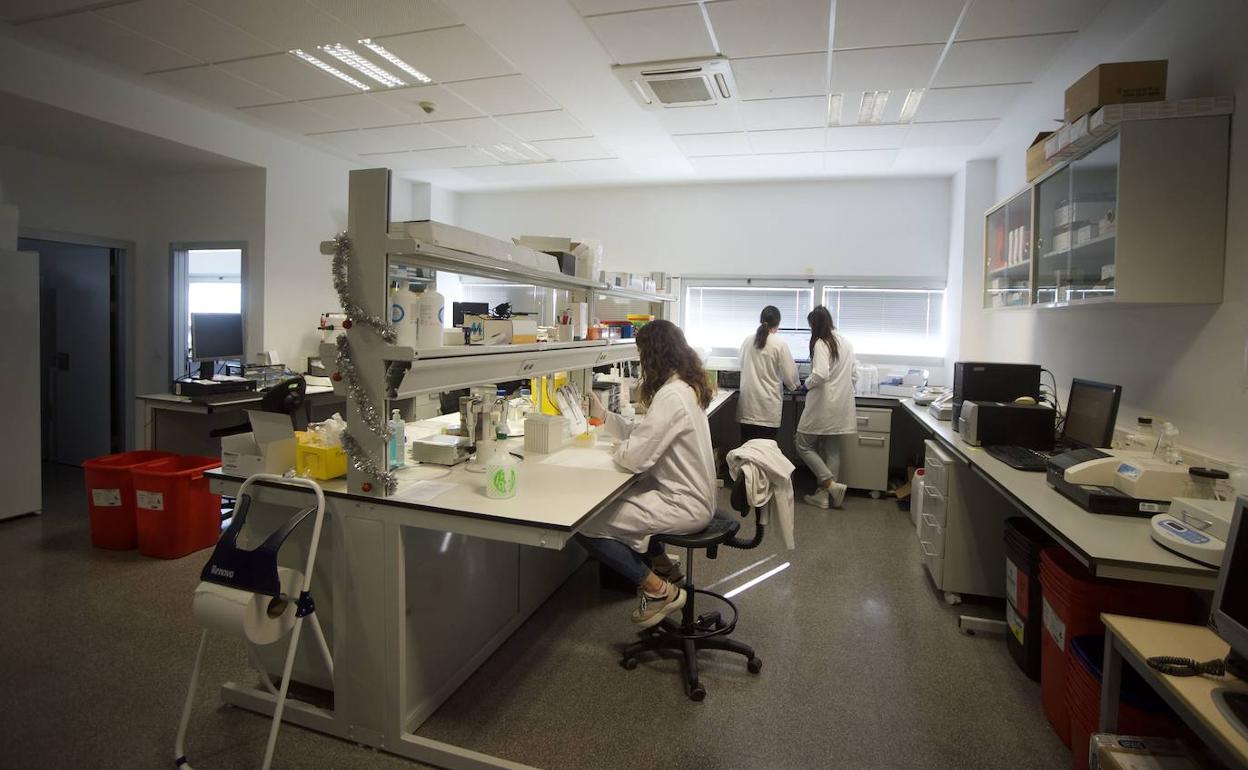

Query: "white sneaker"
<box><xmin>829</xmin><ymin>482</ymin><xmax>848</xmax><ymax>508</ymax></box>
<box><xmin>632</xmin><ymin>582</ymin><xmax>686</xmax><ymax>628</ymax></box>
<box><xmin>803</xmin><ymin>489</ymin><xmax>831</xmax><ymax>509</ymax></box>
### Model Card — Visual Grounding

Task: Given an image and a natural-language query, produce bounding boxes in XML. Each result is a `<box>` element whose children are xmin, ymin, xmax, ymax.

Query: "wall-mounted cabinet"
<box><xmin>985</xmin><ymin>114</ymin><xmax>1230</xmax><ymax>309</ymax></box>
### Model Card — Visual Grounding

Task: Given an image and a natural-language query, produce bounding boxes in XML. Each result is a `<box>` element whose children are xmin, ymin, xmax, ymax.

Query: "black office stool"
<box><xmin>621</xmin><ymin>476</ymin><xmax>765</xmax><ymax>701</ymax></box>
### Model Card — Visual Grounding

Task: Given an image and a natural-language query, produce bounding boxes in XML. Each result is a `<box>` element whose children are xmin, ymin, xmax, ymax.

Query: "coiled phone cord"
<box><xmin>1146</xmin><ymin>655</ymin><xmax>1227</xmax><ymax>677</ymax></box>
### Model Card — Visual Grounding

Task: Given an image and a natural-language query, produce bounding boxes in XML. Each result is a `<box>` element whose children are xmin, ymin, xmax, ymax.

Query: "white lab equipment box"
<box><xmin>220</xmin><ymin>411</ymin><xmax>297</xmax><ymax>476</ymax></box>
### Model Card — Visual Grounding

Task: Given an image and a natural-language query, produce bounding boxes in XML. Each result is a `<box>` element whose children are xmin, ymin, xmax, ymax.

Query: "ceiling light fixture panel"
<box><xmin>290</xmin><ymin>49</ymin><xmax>371</xmax><ymax>91</ymax></box>
<box><xmin>470</xmin><ymin>142</ymin><xmax>552</xmax><ymax>165</ymax></box>
<box><xmin>827</xmin><ymin>93</ymin><xmax>843</xmax><ymax>126</ymax></box>
<box><xmin>359</xmin><ymin>39</ymin><xmax>433</xmax><ymax>85</ymax></box>
<box><xmin>898</xmin><ymin>89</ymin><xmax>924</xmax><ymax>123</ymax></box>
<box><xmin>858</xmin><ymin>90</ymin><xmax>889</xmax><ymax>124</ymax></box>
<box><xmin>319</xmin><ymin>42</ymin><xmax>404</xmax><ymax>88</ymax></box>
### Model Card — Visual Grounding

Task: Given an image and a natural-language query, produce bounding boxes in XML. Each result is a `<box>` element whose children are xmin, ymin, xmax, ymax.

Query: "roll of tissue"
<box><xmin>191</xmin><ymin>567</ymin><xmax>303</xmax><ymax>645</ymax></box>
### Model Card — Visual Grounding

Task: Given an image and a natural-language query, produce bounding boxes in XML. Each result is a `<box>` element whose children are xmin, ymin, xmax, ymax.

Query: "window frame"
<box><xmin>170</xmin><ymin>242</ymin><xmax>248</xmax><ymax>380</ymax></box>
<box><xmin>679</xmin><ymin>275</ymin><xmax>946</xmax><ymax>367</ymax></box>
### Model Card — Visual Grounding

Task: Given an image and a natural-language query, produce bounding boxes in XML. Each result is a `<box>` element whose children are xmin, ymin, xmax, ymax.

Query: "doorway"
<box><xmin>21</xmin><ymin>237</ymin><xmax>126</xmax><ymax>466</ymax></box>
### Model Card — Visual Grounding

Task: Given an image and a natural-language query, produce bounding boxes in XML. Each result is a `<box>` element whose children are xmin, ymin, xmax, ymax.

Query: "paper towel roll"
<box><xmin>192</xmin><ymin>567</ymin><xmax>303</xmax><ymax>645</ymax></box>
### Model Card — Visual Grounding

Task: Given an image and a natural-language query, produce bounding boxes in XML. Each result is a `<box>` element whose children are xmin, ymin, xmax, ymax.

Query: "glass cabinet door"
<box><xmin>984</xmin><ymin>189</ymin><xmax>1033</xmax><ymax>308</ymax></box>
<box><xmin>1066</xmin><ymin>135</ymin><xmax>1119</xmax><ymax>302</ymax></box>
<box><xmin>1035</xmin><ymin>165</ymin><xmax>1072</xmax><ymax>305</ymax></box>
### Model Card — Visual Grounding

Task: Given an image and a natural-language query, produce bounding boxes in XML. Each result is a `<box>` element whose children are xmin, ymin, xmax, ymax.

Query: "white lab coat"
<box><xmin>737</xmin><ymin>333</ymin><xmax>800</xmax><ymax>428</ymax></box>
<box><xmin>727</xmin><ymin>439</ymin><xmax>796</xmax><ymax>549</ymax></box>
<box><xmin>579</xmin><ymin>377</ymin><xmax>716</xmax><ymax>552</ymax></box>
<box><xmin>797</xmin><ymin>332</ymin><xmax>858</xmax><ymax>435</ymax></box>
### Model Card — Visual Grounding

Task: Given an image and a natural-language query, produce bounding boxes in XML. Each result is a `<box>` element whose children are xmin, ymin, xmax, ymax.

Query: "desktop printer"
<box><xmin>952</xmin><ymin>361</ymin><xmax>1041</xmax><ymax>431</ymax></box>
<box><xmin>958</xmin><ymin>401</ymin><xmax>1055</xmax><ymax>449</ymax></box>
<box><xmin>1046</xmin><ymin>449</ymin><xmax>1189</xmax><ymax>517</ymax></box>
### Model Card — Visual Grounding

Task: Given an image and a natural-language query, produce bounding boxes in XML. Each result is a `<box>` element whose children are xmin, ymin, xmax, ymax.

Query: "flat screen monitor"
<box><xmin>774</xmin><ymin>328</ymin><xmax>810</xmax><ymax>363</ymax></box>
<box><xmin>191</xmin><ymin>313</ymin><xmax>244</xmax><ymax>361</ymax></box>
<box><xmin>453</xmin><ymin>301</ymin><xmax>489</xmax><ymax>327</ymax></box>
<box><xmin>1061</xmin><ymin>378</ymin><xmax>1122</xmax><ymax>448</ymax></box>
<box><xmin>1212</xmin><ymin>499</ymin><xmax>1248</xmax><ymax>727</ymax></box>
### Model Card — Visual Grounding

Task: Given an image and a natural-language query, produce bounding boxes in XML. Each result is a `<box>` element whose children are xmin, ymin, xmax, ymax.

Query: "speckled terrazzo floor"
<box><xmin>0</xmin><ymin>465</ymin><xmax>1067</xmax><ymax>769</ymax></box>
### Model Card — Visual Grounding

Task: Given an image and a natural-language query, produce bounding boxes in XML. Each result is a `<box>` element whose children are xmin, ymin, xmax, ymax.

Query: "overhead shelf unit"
<box><xmin>984</xmin><ymin>106</ymin><xmax>1231</xmax><ymax>309</ymax></box>
<box><xmin>323</xmin><ymin>168</ymin><xmax>642</xmax><ymax>497</ymax></box>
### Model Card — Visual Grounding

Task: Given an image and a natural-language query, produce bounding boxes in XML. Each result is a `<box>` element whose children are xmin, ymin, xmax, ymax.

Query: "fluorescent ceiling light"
<box><xmin>827</xmin><ymin>93</ymin><xmax>843</xmax><ymax>126</ymax></box>
<box><xmin>898</xmin><ymin>89</ymin><xmax>924</xmax><ymax>123</ymax></box>
<box><xmin>289</xmin><ymin>49</ymin><xmax>370</xmax><ymax>91</ymax></box>
<box><xmin>858</xmin><ymin>90</ymin><xmax>889</xmax><ymax>124</ymax></box>
<box><xmin>359</xmin><ymin>39</ymin><xmax>432</xmax><ymax>84</ymax></box>
<box><xmin>470</xmin><ymin>142</ymin><xmax>552</xmax><ymax>165</ymax></box>
<box><xmin>319</xmin><ymin>42</ymin><xmax>404</xmax><ymax>88</ymax></box>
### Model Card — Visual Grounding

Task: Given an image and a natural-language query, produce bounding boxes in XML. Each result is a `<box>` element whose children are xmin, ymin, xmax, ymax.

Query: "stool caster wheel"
<box><xmin>747</xmin><ymin>657</ymin><xmax>763</xmax><ymax>674</ymax></box>
<box><xmin>621</xmin><ymin>657</ymin><xmax>638</xmax><ymax>671</ymax></box>
<box><xmin>688</xmin><ymin>683</ymin><xmax>706</xmax><ymax>701</ymax></box>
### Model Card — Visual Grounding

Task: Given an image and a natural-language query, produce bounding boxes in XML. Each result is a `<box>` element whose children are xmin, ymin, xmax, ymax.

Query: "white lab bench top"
<box><xmin>901</xmin><ymin>399</ymin><xmax>1216</xmax><ymax>589</ymax></box>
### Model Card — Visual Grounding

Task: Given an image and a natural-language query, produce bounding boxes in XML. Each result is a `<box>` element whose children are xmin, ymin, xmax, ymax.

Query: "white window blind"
<box><xmin>684</xmin><ymin>286</ymin><xmax>813</xmax><ymax>350</ymax></box>
<box><xmin>822</xmin><ymin>287</ymin><xmax>945</xmax><ymax>357</ymax></box>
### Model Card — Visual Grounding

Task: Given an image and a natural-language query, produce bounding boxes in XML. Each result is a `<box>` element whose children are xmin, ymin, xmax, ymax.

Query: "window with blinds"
<box><xmin>822</xmin><ymin>287</ymin><xmax>945</xmax><ymax>357</ymax></box>
<box><xmin>683</xmin><ymin>285</ymin><xmax>813</xmax><ymax>350</ymax></box>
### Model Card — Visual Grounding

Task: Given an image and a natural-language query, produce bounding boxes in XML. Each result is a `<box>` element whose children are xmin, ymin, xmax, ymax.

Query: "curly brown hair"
<box><xmin>635</xmin><ymin>319</ymin><xmax>714</xmax><ymax>409</ymax></box>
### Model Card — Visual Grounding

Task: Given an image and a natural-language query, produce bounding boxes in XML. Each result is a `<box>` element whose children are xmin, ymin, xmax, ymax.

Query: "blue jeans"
<box><xmin>576</xmin><ymin>534</ymin><xmax>664</xmax><ymax>586</ymax></box>
<box><xmin>796</xmin><ymin>432</ymin><xmax>844</xmax><ymax>486</ymax></box>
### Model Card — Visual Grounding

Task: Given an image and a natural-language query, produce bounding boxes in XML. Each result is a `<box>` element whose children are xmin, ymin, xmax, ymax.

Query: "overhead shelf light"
<box><xmin>319</xmin><ymin>42</ymin><xmax>404</xmax><ymax>88</ymax></box>
<box><xmin>359</xmin><ymin>39</ymin><xmax>433</xmax><ymax>84</ymax></box>
<box><xmin>858</xmin><ymin>90</ymin><xmax>889</xmax><ymax>124</ymax></box>
<box><xmin>827</xmin><ymin>93</ymin><xmax>843</xmax><ymax>126</ymax></box>
<box><xmin>290</xmin><ymin>48</ymin><xmax>371</xmax><ymax>91</ymax></box>
<box><xmin>898</xmin><ymin>89</ymin><xmax>924</xmax><ymax>122</ymax></box>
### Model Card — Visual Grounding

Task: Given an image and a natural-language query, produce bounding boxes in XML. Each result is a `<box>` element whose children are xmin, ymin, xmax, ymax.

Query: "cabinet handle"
<box><xmin>858</xmin><ymin>436</ymin><xmax>886</xmax><ymax>446</ymax></box>
<box><xmin>856</xmin><ymin>415</ymin><xmax>869</xmax><ymax>424</ymax></box>
<box><xmin>922</xmin><ymin>513</ymin><xmax>938</xmax><ymax>527</ymax></box>
<box><xmin>919</xmin><ymin>540</ymin><xmax>938</xmax><ymax>557</ymax></box>
<box><xmin>924</xmin><ymin>487</ymin><xmax>944</xmax><ymax>503</ymax></box>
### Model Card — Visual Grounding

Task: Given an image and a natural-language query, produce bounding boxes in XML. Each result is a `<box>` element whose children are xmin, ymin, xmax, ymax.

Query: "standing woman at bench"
<box><xmin>737</xmin><ymin>304</ymin><xmax>799</xmax><ymax>442</ymax></box>
<box><xmin>579</xmin><ymin>320</ymin><xmax>717</xmax><ymax>628</ymax></box>
<box><xmin>795</xmin><ymin>305</ymin><xmax>857</xmax><ymax>509</ymax></box>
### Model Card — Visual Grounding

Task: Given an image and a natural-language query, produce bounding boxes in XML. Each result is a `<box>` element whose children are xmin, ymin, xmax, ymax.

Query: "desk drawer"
<box><xmin>854</xmin><ymin>407</ymin><xmax>892</xmax><ymax>434</ymax></box>
<box><xmin>923</xmin><ymin>439</ymin><xmax>952</xmax><ymax>496</ymax></box>
<box><xmin>840</xmin><ymin>431</ymin><xmax>889</xmax><ymax>492</ymax></box>
<box><xmin>921</xmin><ymin>485</ymin><xmax>948</xmax><ymax>528</ymax></box>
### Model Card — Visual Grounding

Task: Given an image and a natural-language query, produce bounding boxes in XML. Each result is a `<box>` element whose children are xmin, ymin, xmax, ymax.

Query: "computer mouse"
<box><xmin>1014</xmin><ymin>396</ymin><xmax>1037</xmax><ymax>405</ymax></box>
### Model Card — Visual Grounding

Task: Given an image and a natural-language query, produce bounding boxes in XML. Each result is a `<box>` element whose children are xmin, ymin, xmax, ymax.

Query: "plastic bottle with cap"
<box><xmin>388</xmin><ymin>409</ymin><xmax>406</xmax><ymax>469</ymax></box>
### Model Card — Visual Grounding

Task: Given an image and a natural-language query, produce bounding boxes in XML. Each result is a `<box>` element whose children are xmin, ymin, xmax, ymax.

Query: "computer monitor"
<box><xmin>1061</xmin><ymin>378</ymin><xmax>1122</xmax><ymax>448</ymax></box>
<box><xmin>1211</xmin><ymin>498</ymin><xmax>1248</xmax><ymax>727</ymax></box>
<box><xmin>774</xmin><ymin>328</ymin><xmax>810</xmax><ymax>363</ymax></box>
<box><xmin>452</xmin><ymin>301</ymin><xmax>489</xmax><ymax>327</ymax></box>
<box><xmin>191</xmin><ymin>313</ymin><xmax>244</xmax><ymax>378</ymax></box>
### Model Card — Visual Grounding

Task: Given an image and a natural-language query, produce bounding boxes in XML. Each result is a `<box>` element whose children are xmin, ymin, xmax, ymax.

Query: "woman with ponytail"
<box><xmin>796</xmin><ymin>305</ymin><xmax>857</xmax><ymax>509</ymax></box>
<box><xmin>737</xmin><ymin>305</ymin><xmax>799</xmax><ymax>442</ymax></box>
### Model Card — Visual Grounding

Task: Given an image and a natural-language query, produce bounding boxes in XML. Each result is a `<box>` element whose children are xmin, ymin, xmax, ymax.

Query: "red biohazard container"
<box><xmin>1038</xmin><ymin>547</ymin><xmax>1194</xmax><ymax>748</ymax></box>
<box><xmin>131</xmin><ymin>455</ymin><xmax>223</xmax><ymax>559</ymax></box>
<box><xmin>83</xmin><ymin>451</ymin><xmax>177</xmax><ymax>549</ymax></box>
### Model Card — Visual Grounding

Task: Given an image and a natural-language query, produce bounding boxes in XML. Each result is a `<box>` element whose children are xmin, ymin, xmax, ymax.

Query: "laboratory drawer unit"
<box><xmin>839</xmin><ymin>409</ymin><xmax>891</xmax><ymax>495</ymax></box>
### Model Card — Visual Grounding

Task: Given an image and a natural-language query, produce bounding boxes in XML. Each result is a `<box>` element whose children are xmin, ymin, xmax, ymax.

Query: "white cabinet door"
<box><xmin>840</xmin><ymin>431</ymin><xmax>889</xmax><ymax>492</ymax></box>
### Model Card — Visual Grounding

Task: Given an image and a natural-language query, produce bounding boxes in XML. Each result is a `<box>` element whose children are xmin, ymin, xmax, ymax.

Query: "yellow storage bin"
<box><xmin>295</xmin><ymin>432</ymin><xmax>348</xmax><ymax>480</ymax></box>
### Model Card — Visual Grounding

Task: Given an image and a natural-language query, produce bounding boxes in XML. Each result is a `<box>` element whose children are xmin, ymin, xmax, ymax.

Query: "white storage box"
<box><xmin>524</xmin><ymin>415</ymin><xmax>569</xmax><ymax>454</ymax></box>
<box><xmin>221</xmin><ymin>411</ymin><xmax>296</xmax><ymax>476</ymax></box>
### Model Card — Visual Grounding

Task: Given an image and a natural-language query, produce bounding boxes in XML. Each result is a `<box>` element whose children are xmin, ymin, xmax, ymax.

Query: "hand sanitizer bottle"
<box><xmin>388</xmin><ymin>409</ymin><xmax>406</xmax><ymax>469</ymax></box>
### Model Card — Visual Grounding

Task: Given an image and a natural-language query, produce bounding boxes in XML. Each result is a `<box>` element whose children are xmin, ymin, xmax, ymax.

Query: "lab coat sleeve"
<box><xmin>778</xmin><ymin>344</ymin><xmax>799</xmax><ymax>391</ymax></box>
<box><xmin>604</xmin><ymin>410</ymin><xmax>636</xmax><ymax>440</ymax></box>
<box><xmin>612</xmin><ymin>392</ymin><xmax>688</xmax><ymax>474</ymax></box>
<box><xmin>804</xmin><ymin>340</ymin><xmax>830</xmax><ymax>390</ymax></box>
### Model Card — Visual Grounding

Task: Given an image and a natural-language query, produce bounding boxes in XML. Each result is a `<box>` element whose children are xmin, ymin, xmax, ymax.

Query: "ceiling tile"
<box><xmin>308</xmin><ymin>0</ymin><xmax>459</xmax><ymax>38</ymax></box>
<box><xmin>25</xmin><ymin>12</ymin><xmax>201</xmax><ymax>73</ymax></box>
<box><xmin>99</xmin><ymin>0</ymin><xmax>275</xmax><ymax>63</ymax></box>
<box><xmin>377</xmin><ymin>26</ymin><xmax>515</xmax><ymax>83</ymax></box>
<box><xmin>425</xmin><ymin>117</ymin><xmax>524</xmax><ymax>146</ymax></box>
<box><xmin>370</xmin><ymin>84</ymin><xmax>483</xmax><ymax>122</ymax></box>
<box><xmin>828</xmin><ymin>45</ymin><xmax>941</xmax><ymax>93</ymax></box>
<box><xmin>933</xmin><ymin>34</ymin><xmax>1074</xmax><ymax>88</ymax></box>
<box><xmin>957</xmin><ymin>0</ymin><xmax>1110</xmax><ymax>40</ymax></box>
<box><xmin>688</xmin><ymin>152</ymin><xmax>823</xmax><ymax>176</ymax></box>
<box><xmin>561</xmin><ymin>157</ymin><xmax>634</xmax><ymax>178</ymax></box>
<box><xmin>457</xmin><ymin>163</ymin><xmax>572</xmax><ymax>184</ymax></box>
<box><xmin>706</xmin><ymin>0</ymin><xmax>829</xmax><ymax>58</ymax></box>
<box><xmin>673</xmin><ymin>132</ymin><xmax>751</xmax><ymax>156</ymax></box>
<box><xmin>572</xmin><ymin>0</ymin><xmax>692</xmax><ymax>13</ymax></box>
<box><xmin>825</xmin><ymin>124</ymin><xmax>908</xmax><ymax>150</ymax></box>
<box><xmin>300</xmin><ymin>92</ymin><xmax>413</xmax><ymax>129</ymax></box>
<box><xmin>496</xmin><ymin>111</ymin><xmax>591</xmax><ymax>141</ymax></box>
<box><xmin>372</xmin><ymin>147</ymin><xmax>496</xmax><ymax>170</ymax></box>
<box><xmin>832</xmin><ymin>0</ymin><xmax>965</xmax><ymax>49</ymax></box>
<box><xmin>444</xmin><ymin>75</ymin><xmax>558</xmax><ymax>116</ymax></box>
<box><xmin>739</xmin><ymin>96</ymin><xmax>826</xmax><ymax>130</ymax></box>
<box><xmin>311</xmin><ymin>123</ymin><xmax>452</xmax><ymax>154</ymax></box>
<box><xmin>149</xmin><ymin>65</ymin><xmax>288</xmax><ymax>108</ymax></box>
<box><xmin>240</xmin><ymin>101</ymin><xmax>351</xmax><ymax>133</ymax></box>
<box><xmin>904</xmin><ymin>119</ymin><xmax>1000</xmax><ymax>147</ymax></box>
<box><xmin>586</xmin><ymin>5</ymin><xmax>716</xmax><ymax>65</ymax></box>
<box><xmin>219</xmin><ymin>53</ymin><xmax>358</xmax><ymax>100</ymax></box>
<box><xmin>656</xmin><ymin>103</ymin><xmax>744</xmax><ymax>134</ymax></box>
<box><xmin>187</xmin><ymin>0</ymin><xmax>357</xmax><ymax>51</ymax></box>
<box><xmin>823</xmin><ymin>149</ymin><xmax>899</xmax><ymax>172</ymax></box>
<box><xmin>749</xmin><ymin>127</ymin><xmax>824</xmax><ymax>153</ymax></box>
<box><xmin>915</xmin><ymin>84</ymin><xmax>1027</xmax><ymax>122</ymax></box>
<box><xmin>532</xmin><ymin>138</ymin><xmax>615</xmax><ymax>162</ymax></box>
<box><xmin>2</xmin><ymin>0</ymin><xmax>110</xmax><ymax>22</ymax></box>
<box><xmin>732</xmin><ymin>53</ymin><xmax>827</xmax><ymax>99</ymax></box>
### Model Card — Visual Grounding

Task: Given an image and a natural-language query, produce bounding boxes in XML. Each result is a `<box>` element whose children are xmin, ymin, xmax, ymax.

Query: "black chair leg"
<box><xmin>681</xmin><ymin>638</ymin><xmax>704</xmax><ymax>701</ymax></box>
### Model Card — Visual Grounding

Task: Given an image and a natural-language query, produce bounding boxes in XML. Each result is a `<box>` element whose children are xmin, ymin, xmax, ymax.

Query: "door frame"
<box><xmin>169</xmin><ymin>241</ymin><xmax>250</xmax><ymax>381</ymax></box>
<box><xmin>20</xmin><ymin>228</ymin><xmax>136</xmax><ymax>453</ymax></box>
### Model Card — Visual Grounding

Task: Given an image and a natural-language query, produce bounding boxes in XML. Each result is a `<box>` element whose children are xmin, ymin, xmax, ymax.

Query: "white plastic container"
<box><xmin>524</xmin><ymin>414</ymin><xmax>569</xmax><ymax>454</ymax></box>
<box><xmin>485</xmin><ymin>450</ymin><xmax>517</xmax><ymax>499</ymax></box>
<box><xmin>414</xmin><ymin>288</ymin><xmax>444</xmax><ymax>349</ymax></box>
<box><xmin>911</xmin><ymin>469</ymin><xmax>926</xmax><ymax>532</ymax></box>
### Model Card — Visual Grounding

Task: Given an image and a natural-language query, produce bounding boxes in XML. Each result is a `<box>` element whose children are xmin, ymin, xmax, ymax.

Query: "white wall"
<box><xmin>960</xmin><ymin>0</ymin><xmax>1248</xmax><ymax>460</ymax></box>
<box><xmin>457</xmin><ymin>178</ymin><xmax>950</xmax><ymax>279</ymax></box>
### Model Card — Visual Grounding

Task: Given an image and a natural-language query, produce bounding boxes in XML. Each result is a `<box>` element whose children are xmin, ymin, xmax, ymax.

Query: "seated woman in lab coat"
<box><xmin>795</xmin><ymin>305</ymin><xmax>857</xmax><ymax>509</ymax></box>
<box><xmin>578</xmin><ymin>320</ymin><xmax>717</xmax><ymax>627</ymax></box>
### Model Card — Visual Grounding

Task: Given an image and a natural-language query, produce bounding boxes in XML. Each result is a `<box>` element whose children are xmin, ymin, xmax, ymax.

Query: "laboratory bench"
<box><xmin>137</xmin><ymin>386</ymin><xmax>344</xmax><ymax>455</ymax></box>
<box><xmin>198</xmin><ymin>388</ymin><xmax>737</xmax><ymax>770</ymax></box>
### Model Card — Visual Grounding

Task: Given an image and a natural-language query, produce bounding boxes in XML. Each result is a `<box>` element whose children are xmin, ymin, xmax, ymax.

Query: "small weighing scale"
<box><xmin>1150</xmin><ymin>497</ymin><xmax>1236</xmax><ymax>568</ymax></box>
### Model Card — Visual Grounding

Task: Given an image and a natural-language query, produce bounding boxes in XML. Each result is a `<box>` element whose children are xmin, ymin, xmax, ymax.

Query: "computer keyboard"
<box><xmin>984</xmin><ymin>444</ymin><xmax>1050</xmax><ymax>472</ymax></box>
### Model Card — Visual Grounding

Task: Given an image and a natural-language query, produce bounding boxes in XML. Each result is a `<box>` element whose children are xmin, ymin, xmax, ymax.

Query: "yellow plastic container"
<box><xmin>295</xmin><ymin>433</ymin><xmax>349</xmax><ymax>480</ymax></box>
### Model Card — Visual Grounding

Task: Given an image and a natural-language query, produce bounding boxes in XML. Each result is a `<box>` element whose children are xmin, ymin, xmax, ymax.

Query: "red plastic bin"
<box><xmin>1038</xmin><ymin>547</ymin><xmax>1193</xmax><ymax>747</ymax></box>
<box><xmin>131</xmin><ymin>455</ymin><xmax>223</xmax><ymax>559</ymax></box>
<box><xmin>83</xmin><ymin>451</ymin><xmax>177</xmax><ymax>549</ymax></box>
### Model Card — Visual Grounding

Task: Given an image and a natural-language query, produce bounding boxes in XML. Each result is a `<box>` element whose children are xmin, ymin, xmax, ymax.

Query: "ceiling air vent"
<box><xmin>614</xmin><ymin>57</ymin><xmax>738</xmax><ymax>110</ymax></box>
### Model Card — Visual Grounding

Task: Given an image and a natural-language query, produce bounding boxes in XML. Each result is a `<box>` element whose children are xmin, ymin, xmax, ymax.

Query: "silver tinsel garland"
<box><xmin>329</xmin><ymin>231</ymin><xmax>398</xmax><ymax>494</ymax></box>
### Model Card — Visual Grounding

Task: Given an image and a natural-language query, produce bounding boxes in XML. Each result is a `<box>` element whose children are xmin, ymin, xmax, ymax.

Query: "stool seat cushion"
<box><xmin>652</xmin><ymin>511</ymin><xmax>740</xmax><ymax>549</ymax></box>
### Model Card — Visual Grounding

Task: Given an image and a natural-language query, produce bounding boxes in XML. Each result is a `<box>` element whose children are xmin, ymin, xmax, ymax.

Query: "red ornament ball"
<box><xmin>331</xmin><ymin>371</ymin><xmax>342</xmax><ymax>381</ymax></box>
<box><xmin>361</xmin><ymin>482</ymin><xmax>373</xmax><ymax>493</ymax></box>
<box><xmin>342</xmin><ymin>318</ymin><xmax>353</xmax><ymax>329</ymax></box>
